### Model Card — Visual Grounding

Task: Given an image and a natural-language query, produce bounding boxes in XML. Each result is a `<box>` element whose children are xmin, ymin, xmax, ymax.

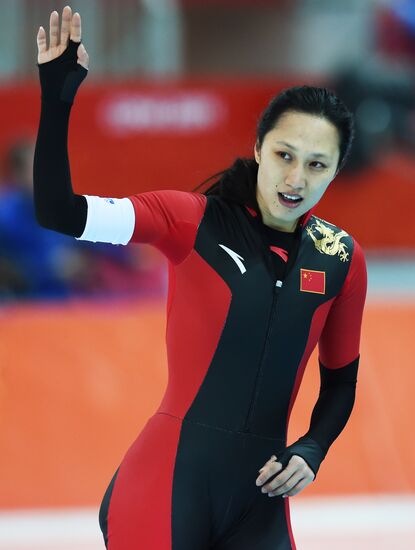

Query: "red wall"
<box><xmin>1</xmin><ymin>78</ymin><xmax>414</xmax><ymax>249</ymax></box>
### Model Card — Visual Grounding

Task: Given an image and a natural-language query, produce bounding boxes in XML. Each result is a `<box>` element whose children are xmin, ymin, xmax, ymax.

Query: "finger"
<box><xmin>260</xmin><ymin>459</ymin><xmax>298</xmax><ymax>492</ymax></box>
<box><xmin>257</xmin><ymin>454</ymin><xmax>277</xmax><ymax>477</ymax></box>
<box><xmin>281</xmin><ymin>477</ymin><xmax>309</xmax><ymax>498</ymax></box>
<box><xmin>70</xmin><ymin>11</ymin><xmax>81</xmax><ymax>43</ymax></box>
<box><xmin>49</xmin><ymin>10</ymin><xmax>59</xmax><ymax>48</ymax></box>
<box><xmin>60</xmin><ymin>5</ymin><xmax>72</xmax><ymax>46</ymax></box>
<box><xmin>267</xmin><ymin>472</ymin><xmax>304</xmax><ymax>497</ymax></box>
<box><xmin>256</xmin><ymin>460</ymin><xmax>283</xmax><ymax>486</ymax></box>
<box><xmin>37</xmin><ymin>26</ymin><xmax>47</xmax><ymax>54</ymax></box>
<box><xmin>261</xmin><ymin>467</ymin><xmax>296</xmax><ymax>493</ymax></box>
<box><xmin>259</xmin><ymin>455</ymin><xmax>277</xmax><ymax>471</ymax></box>
<box><xmin>291</xmin><ymin>454</ymin><xmax>316</xmax><ymax>481</ymax></box>
<box><xmin>77</xmin><ymin>43</ymin><xmax>89</xmax><ymax>70</ymax></box>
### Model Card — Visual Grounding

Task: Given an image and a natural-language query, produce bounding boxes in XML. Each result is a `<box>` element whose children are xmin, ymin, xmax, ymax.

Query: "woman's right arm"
<box><xmin>35</xmin><ymin>7</ymin><xmax>136</xmax><ymax>245</ymax></box>
<box><xmin>34</xmin><ymin>7</ymin><xmax>90</xmax><ymax>238</ymax></box>
<box><xmin>34</xmin><ymin>6</ymin><xmax>206</xmax><ymax>256</ymax></box>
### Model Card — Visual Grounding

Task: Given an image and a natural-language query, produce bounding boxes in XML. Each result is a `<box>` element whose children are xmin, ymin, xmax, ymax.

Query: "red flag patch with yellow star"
<box><xmin>300</xmin><ymin>268</ymin><xmax>326</xmax><ymax>294</ymax></box>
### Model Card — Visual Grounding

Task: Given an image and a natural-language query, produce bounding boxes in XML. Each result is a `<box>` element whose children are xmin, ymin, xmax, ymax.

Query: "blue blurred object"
<box><xmin>0</xmin><ymin>182</ymin><xmax>84</xmax><ymax>299</ymax></box>
<box><xmin>0</xmin><ymin>137</ymin><xmax>170</xmax><ymax>302</ymax></box>
<box><xmin>393</xmin><ymin>0</ymin><xmax>415</xmax><ymax>33</ymax></box>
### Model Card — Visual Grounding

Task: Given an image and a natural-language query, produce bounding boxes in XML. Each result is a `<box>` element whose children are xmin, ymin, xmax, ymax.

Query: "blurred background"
<box><xmin>0</xmin><ymin>0</ymin><xmax>414</xmax><ymax>548</ymax></box>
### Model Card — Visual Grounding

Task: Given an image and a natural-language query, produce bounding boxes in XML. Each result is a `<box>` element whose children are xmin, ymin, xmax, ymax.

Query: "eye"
<box><xmin>310</xmin><ymin>161</ymin><xmax>326</xmax><ymax>169</ymax></box>
<box><xmin>278</xmin><ymin>151</ymin><xmax>291</xmax><ymax>161</ymax></box>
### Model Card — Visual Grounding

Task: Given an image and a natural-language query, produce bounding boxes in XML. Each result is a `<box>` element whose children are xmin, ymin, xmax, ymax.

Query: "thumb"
<box><xmin>77</xmin><ymin>43</ymin><xmax>89</xmax><ymax>70</ymax></box>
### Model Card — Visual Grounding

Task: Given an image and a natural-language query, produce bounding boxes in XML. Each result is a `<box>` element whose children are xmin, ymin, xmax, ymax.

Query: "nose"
<box><xmin>285</xmin><ymin>164</ymin><xmax>306</xmax><ymax>190</ymax></box>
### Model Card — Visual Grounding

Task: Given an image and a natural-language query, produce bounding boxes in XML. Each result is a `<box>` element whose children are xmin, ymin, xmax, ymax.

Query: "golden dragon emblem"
<box><xmin>305</xmin><ymin>218</ymin><xmax>350</xmax><ymax>262</ymax></box>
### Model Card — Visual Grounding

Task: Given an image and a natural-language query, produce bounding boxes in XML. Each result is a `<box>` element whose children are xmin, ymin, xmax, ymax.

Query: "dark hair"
<box><xmin>194</xmin><ymin>85</ymin><xmax>355</xmax><ymax>211</ymax></box>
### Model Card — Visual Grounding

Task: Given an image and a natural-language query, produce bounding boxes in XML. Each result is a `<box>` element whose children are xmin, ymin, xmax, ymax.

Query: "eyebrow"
<box><xmin>274</xmin><ymin>141</ymin><xmax>331</xmax><ymax>160</ymax></box>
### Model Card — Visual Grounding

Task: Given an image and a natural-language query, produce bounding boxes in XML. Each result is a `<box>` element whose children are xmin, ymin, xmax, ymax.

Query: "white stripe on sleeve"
<box><xmin>75</xmin><ymin>195</ymin><xmax>135</xmax><ymax>245</ymax></box>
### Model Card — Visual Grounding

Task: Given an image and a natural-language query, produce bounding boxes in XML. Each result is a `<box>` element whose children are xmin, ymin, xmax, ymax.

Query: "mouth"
<box><xmin>277</xmin><ymin>192</ymin><xmax>304</xmax><ymax>209</ymax></box>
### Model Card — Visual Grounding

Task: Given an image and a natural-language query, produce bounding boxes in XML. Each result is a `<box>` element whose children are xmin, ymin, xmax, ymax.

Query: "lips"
<box><xmin>277</xmin><ymin>192</ymin><xmax>304</xmax><ymax>209</ymax></box>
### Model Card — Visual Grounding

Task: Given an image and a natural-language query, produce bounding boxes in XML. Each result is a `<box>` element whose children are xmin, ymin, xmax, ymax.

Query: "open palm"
<box><xmin>36</xmin><ymin>5</ymin><xmax>88</xmax><ymax>69</ymax></box>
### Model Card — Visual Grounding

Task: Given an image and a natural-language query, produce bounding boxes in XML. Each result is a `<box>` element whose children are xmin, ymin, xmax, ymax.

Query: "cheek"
<box><xmin>256</xmin><ymin>167</ymin><xmax>267</xmax><ymax>195</ymax></box>
<box><xmin>258</xmin><ymin>163</ymin><xmax>277</xmax><ymax>192</ymax></box>
<box><xmin>310</xmin><ymin>180</ymin><xmax>331</xmax><ymax>203</ymax></box>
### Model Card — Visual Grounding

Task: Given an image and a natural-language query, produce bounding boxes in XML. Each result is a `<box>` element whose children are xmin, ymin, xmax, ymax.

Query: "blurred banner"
<box><xmin>1</xmin><ymin>79</ymin><xmax>415</xmax><ymax>251</ymax></box>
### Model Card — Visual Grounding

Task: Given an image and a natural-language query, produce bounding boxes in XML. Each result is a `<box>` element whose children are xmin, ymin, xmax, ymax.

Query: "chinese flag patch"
<box><xmin>300</xmin><ymin>268</ymin><xmax>326</xmax><ymax>294</ymax></box>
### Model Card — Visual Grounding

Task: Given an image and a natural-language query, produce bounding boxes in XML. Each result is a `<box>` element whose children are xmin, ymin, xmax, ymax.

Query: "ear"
<box><xmin>254</xmin><ymin>142</ymin><xmax>261</xmax><ymax>164</ymax></box>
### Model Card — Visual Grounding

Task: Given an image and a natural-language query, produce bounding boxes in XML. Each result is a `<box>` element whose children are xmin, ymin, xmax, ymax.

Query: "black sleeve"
<box><xmin>33</xmin><ymin>39</ymin><xmax>88</xmax><ymax>237</ymax></box>
<box><xmin>276</xmin><ymin>355</ymin><xmax>359</xmax><ymax>479</ymax></box>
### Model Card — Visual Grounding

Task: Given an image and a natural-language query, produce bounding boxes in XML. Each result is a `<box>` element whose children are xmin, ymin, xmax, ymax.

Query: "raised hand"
<box><xmin>37</xmin><ymin>5</ymin><xmax>88</xmax><ymax>69</ymax></box>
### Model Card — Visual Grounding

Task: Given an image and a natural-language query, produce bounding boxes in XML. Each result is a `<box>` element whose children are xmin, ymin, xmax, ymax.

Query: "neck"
<box><xmin>259</xmin><ymin>205</ymin><xmax>299</xmax><ymax>233</ymax></box>
<box><xmin>256</xmin><ymin>189</ymin><xmax>300</xmax><ymax>232</ymax></box>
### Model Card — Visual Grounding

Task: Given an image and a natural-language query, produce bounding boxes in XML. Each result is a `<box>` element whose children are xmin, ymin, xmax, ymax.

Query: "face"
<box><xmin>254</xmin><ymin>111</ymin><xmax>340</xmax><ymax>232</ymax></box>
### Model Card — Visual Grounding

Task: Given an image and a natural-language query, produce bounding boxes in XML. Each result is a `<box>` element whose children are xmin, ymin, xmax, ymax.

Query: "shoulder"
<box><xmin>310</xmin><ymin>216</ymin><xmax>367</xmax><ymax>288</ymax></box>
<box><xmin>306</xmin><ymin>214</ymin><xmax>364</xmax><ymax>262</ymax></box>
<box><xmin>204</xmin><ymin>194</ymin><xmax>247</xmax><ymax>217</ymax></box>
<box><xmin>128</xmin><ymin>190</ymin><xmax>207</xmax><ymax>229</ymax></box>
<box><xmin>129</xmin><ymin>189</ymin><xmax>206</xmax><ymax>211</ymax></box>
<box><xmin>308</xmin><ymin>215</ymin><xmax>352</xmax><ymax>239</ymax></box>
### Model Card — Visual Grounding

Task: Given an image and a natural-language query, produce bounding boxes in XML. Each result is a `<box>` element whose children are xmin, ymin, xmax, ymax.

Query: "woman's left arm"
<box><xmin>256</xmin><ymin>238</ymin><xmax>368</xmax><ymax>497</ymax></box>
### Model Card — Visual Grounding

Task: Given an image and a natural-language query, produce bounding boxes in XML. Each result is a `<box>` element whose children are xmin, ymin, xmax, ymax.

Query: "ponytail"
<box><xmin>193</xmin><ymin>85</ymin><xmax>354</xmax><ymax>208</ymax></box>
<box><xmin>193</xmin><ymin>157</ymin><xmax>259</xmax><ymax>212</ymax></box>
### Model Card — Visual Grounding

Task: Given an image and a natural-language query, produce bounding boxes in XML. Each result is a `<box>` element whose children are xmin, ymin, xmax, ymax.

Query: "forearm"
<box><xmin>280</xmin><ymin>355</ymin><xmax>359</xmax><ymax>478</ymax></box>
<box><xmin>34</xmin><ymin>99</ymin><xmax>87</xmax><ymax>236</ymax></box>
<box><xmin>33</xmin><ymin>39</ymin><xmax>88</xmax><ymax>237</ymax></box>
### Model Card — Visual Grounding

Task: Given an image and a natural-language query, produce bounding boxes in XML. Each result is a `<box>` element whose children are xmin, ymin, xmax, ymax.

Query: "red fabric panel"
<box><xmin>128</xmin><ymin>190</ymin><xmax>207</xmax><ymax>264</ymax></box>
<box><xmin>318</xmin><ymin>239</ymin><xmax>368</xmax><ymax>369</ymax></box>
<box><xmin>108</xmin><ymin>412</ymin><xmax>182</xmax><ymax>549</ymax></box>
<box><xmin>284</xmin><ymin>497</ymin><xmax>297</xmax><ymax>550</ymax></box>
<box><xmin>270</xmin><ymin>245</ymin><xmax>289</xmax><ymax>262</ymax></box>
<box><xmin>159</xmin><ymin>249</ymin><xmax>232</xmax><ymax>418</ymax></box>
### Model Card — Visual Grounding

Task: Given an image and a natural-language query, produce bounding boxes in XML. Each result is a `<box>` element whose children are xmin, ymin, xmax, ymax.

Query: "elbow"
<box><xmin>34</xmin><ymin>204</ymin><xmax>78</xmax><ymax>237</ymax></box>
<box><xmin>33</xmin><ymin>186</ymin><xmax>58</xmax><ymax>230</ymax></box>
<box><xmin>34</xmin><ymin>202</ymin><xmax>61</xmax><ymax>232</ymax></box>
<box><xmin>33</xmin><ymin>195</ymin><xmax>86</xmax><ymax>238</ymax></box>
<box><xmin>34</xmin><ymin>204</ymin><xmax>51</xmax><ymax>230</ymax></box>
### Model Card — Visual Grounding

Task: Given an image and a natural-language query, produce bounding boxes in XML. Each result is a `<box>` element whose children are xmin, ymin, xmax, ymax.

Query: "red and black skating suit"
<box><xmin>34</xmin><ymin>40</ymin><xmax>367</xmax><ymax>550</ymax></box>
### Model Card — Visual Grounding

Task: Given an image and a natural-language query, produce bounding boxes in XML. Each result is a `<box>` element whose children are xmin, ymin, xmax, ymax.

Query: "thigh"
<box><xmin>204</xmin><ymin>431</ymin><xmax>296</xmax><ymax>550</ymax></box>
<box><xmin>102</xmin><ymin>413</ymin><xmax>212</xmax><ymax>550</ymax></box>
<box><xmin>105</xmin><ymin>413</ymin><xmax>183</xmax><ymax>549</ymax></box>
<box><xmin>215</xmin><ymin>493</ymin><xmax>295</xmax><ymax>550</ymax></box>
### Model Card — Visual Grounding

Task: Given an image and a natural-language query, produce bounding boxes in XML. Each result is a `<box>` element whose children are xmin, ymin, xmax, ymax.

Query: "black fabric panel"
<box><xmin>38</xmin><ymin>39</ymin><xmax>88</xmax><ymax>104</ymax></box>
<box><xmin>98</xmin><ymin>467</ymin><xmax>120</xmax><ymax>548</ymax></box>
<box><xmin>33</xmin><ymin>40</ymin><xmax>88</xmax><ymax>237</ymax></box>
<box><xmin>187</xmin><ymin>197</ymin><xmax>276</xmax><ymax>431</ymax></box>
<box><xmin>187</xmin><ymin>198</ymin><xmax>352</xmax><ymax>440</ymax></box>
<box><xmin>246</xmin><ymin>220</ymin><xmax>352</xmax><ymax>438</ymax></box>
<box><xmin>273</xmin><ymin>355</ymin><xmax>359</xmax><ymax>477</ymax></box>
<box><xmin>308</xmin><ymin>354</ymin><xmax>359</xmax><ymax>454</ymax></box>
<box><xmin>172</xmin><ymin>420</ymin><xmax>292</xmax><ymax>549</ymax></box>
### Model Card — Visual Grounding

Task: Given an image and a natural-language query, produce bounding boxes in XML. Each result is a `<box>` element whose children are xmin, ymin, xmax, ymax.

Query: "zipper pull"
<box><xmin>275</xmin><ymin>279</ymin><xmax>283</xmax><ymax>293</ymax></box>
